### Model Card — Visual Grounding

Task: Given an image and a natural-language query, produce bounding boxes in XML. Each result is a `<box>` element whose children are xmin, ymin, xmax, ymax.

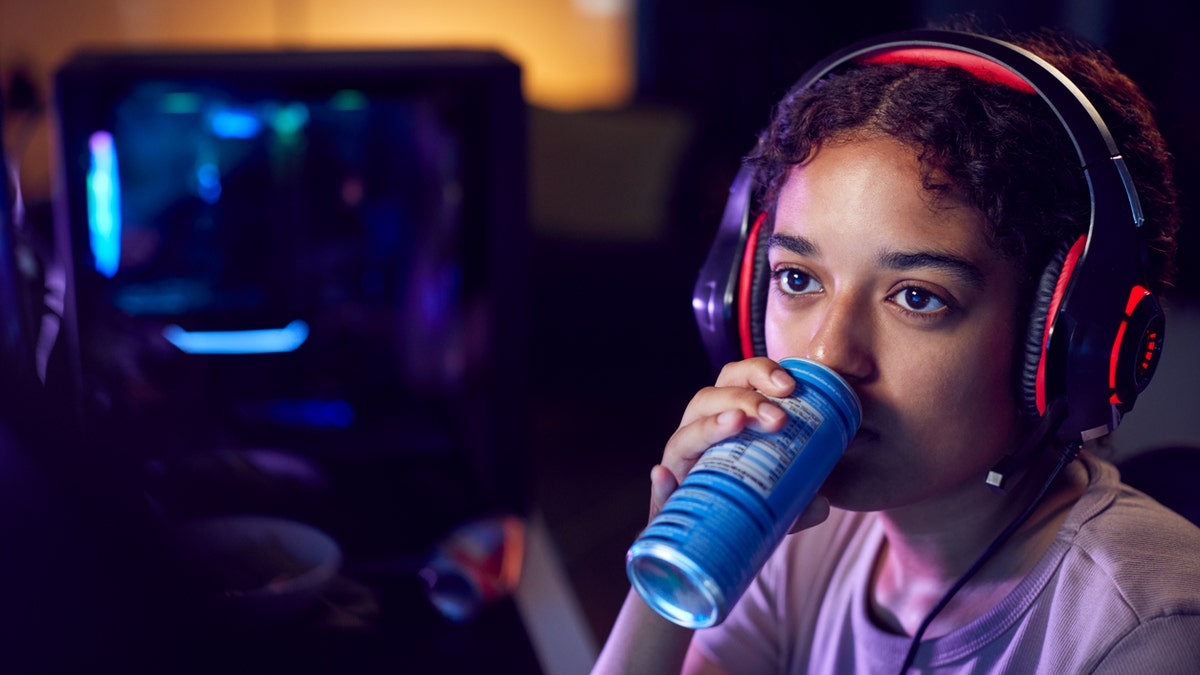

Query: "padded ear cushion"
<box><xmin>737</xmin><ymin>212</ymin><xmax>771</xmax><ymax>359</ymax></box>
<box><xmin>746</xmin><ymin>217</ymin><xmax>771</xmax><ymax>358</ymax></box>
<box><xmin>1020</xmin><ymin>237</ymin><xmax>1084</xmax><ymax>418</ymax></box>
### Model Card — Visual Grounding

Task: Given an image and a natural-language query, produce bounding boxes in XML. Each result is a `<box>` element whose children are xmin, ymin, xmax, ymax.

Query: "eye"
<box><xmin>890</xmin><ymin>286</ymin><xmax>949</xmax><ymax>314</ymax></box>
<box><xmin>773</xmin><ymin>267</ymin><xmax>824</xmax><ymax>296</ymax></box>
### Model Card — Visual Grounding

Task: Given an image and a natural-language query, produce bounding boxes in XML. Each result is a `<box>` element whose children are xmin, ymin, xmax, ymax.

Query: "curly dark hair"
<box><xmin>746</xmin><ymin>28</ymin><xmax>1179</xmax><ymax>294</ymax></box>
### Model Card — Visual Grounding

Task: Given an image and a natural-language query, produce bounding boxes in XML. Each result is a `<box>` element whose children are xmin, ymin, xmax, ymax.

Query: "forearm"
<box><xmin>594</xmin><ymin>360</ymin><xmax>792</xmax><ymax>674</ymax></box>
<box><xmin>592</xmin><ymin>588</ymin><xmax>695</xmax><ymax>675</ymax></box>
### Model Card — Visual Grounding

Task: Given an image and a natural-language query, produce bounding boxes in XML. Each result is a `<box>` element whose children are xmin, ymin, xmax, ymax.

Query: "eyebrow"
<box><xmin>879</xmin><ymin>250</ymin><xmax>986</xmax><ymax>289</ymax></box>
<box><xmin>765</xmin><ymin>233</ymin><xmax>817</xmax><ymax>256</ymax></box>
<box><xmin>766</xmin><ymin>233</ymin><xmax>986</xmax><ymax>289</ymax></box>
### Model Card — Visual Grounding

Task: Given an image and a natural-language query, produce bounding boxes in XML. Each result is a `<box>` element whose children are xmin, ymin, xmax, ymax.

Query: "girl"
<box><xmin>595</xmin><ymin>25</ymin><xmax>1200</xmax><ymax>674</ymax></box>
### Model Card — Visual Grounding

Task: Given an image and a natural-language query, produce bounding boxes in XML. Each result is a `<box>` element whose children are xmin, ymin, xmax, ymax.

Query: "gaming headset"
<box><xmin>692</xmin><ymin>29</ymin><xmax>1165</xmax><ymax>448</ymax></box>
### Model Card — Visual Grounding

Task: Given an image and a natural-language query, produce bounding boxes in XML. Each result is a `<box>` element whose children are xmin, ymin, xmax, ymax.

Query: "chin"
<box><xmin>820</xmin><ymin>461</ymin><xmax>881</xmax><ymax>512</ymax></box>
<box><xmin>837</xmin><ymin>428</ymin><xmax>879</xmax><ymax>467</ymax></box>
<box><xmin>821</xmin><ymin>436</ymin><xmax>909</xmax><ymax>512</ymax></box>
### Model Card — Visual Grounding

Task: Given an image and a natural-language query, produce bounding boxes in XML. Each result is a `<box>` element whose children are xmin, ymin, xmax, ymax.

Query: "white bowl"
<box><xmin>168</xmin><ymin>515</ymin><xmax>342</xmax><ymax>619</ymax></box>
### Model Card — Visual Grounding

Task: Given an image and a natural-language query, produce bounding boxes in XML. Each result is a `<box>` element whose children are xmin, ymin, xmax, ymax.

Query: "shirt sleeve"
<box><xmin>1093</xmin><ymin>614</ymin><xmax>1200</xmax><ymax>674</ymax></box>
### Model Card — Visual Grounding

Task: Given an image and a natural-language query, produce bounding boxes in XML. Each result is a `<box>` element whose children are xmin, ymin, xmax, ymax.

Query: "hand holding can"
<box><xmin>626</xmin><ymin>357</ymin><xmax>861</xmax><ymax>628</ymax></box>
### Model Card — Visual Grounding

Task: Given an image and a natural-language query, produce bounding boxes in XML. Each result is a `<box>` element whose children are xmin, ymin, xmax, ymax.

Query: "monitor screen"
<box><xmin>52</xmin><ymin>50</ymin><xmax>527</xmax><ymax>466</ymax></box>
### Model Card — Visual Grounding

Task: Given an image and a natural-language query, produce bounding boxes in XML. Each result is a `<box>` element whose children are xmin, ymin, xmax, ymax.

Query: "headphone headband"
<box><xmin>796</xmin><ymin>30</ymin><xmax>1125</xmax><ymax>166</ymax></box>
<box><xmin>692</xmin><ymin>29</ymin><xmax>1163</xmax><ymax>443</ymax></box>
<box><xmin>860</xmin><ymin>47</ymin><xmax>1037</xmax><ymax>93</ymax></box>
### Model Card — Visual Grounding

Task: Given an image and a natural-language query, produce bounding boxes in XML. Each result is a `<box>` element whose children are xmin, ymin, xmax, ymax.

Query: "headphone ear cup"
<box><xmin>743</xmin><ymin>213</ymin><xmax>771</xmax><ymax>358</ymax></box>
<box><xmin>1020</xmin><ymin>237</ymin><xmax>1082</xmax><ymax>419</ymax></box>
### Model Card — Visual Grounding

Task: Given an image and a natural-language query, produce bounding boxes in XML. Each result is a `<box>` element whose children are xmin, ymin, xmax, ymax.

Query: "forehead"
<box><xmin>772</xmin><ymin>137</ymin><xmax>993</xmax><ymax>257</ymax></box>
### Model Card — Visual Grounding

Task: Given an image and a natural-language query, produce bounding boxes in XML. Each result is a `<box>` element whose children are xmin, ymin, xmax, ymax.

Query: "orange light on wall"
<box><xmin>0</xmin><ymin>0</ymin><xmax>635</xmax><ymax>197</ymax></box>
<box><xmin>300</xmin><ymin>0</ymin><xmax>634</xmax><ymax>110</ymax></box>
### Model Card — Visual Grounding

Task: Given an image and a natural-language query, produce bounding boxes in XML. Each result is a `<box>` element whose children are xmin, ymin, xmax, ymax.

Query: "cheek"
<box><xmin>976</xmin><ymin>310</ymin><xmax>1025</xmax><ymax>396</ymax></box>
<box><xmin>763</xmin><ymin>302</ymin><xmax>801</xmax><ymax>361</ymax></box>
<box><xmin>913</xmin><ymin>322</ymin><xmax>1024</xmax><ymax>426</ymax></box>
<box><xmin>764</xmin><ymin>321</ymin><xmax>792</xmax><ymax>362</ymax></box>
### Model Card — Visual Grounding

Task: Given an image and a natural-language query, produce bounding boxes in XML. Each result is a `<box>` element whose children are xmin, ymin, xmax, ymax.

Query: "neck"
<box><xmin>870</xmin><ymin>448</ymin><xmax>1088</xmax><ymax>637</ymax></box>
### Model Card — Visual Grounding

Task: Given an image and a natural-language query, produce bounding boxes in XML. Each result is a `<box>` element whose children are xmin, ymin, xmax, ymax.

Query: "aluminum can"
<box><xmin>626</xmin><ymin>357</ymin><xmax>861</xmax><ymax>628</ymax></box>
<box><xmin>420</xmin><ymin>514</ymin><xmax>525</xmax><ymax>622</ymax></box>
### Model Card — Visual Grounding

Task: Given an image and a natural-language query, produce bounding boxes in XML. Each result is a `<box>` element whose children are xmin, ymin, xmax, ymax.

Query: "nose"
<box><xmin>802</xmin><ymin>295</ymin><xmax>875</xmax><ymax>383</ymax></box>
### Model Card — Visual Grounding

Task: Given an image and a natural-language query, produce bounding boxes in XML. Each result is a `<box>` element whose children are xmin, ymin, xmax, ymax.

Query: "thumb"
<box><xmin>648</xmin><ymin>464</ymin><xmax>679</xmax><ymax>521</ymax></box>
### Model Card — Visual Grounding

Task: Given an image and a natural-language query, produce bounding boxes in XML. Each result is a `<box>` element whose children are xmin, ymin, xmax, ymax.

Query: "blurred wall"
<box><xmin>0</xmin><ymin>0</ymin><xmax>634</xmax><ymax>201</ymax></box>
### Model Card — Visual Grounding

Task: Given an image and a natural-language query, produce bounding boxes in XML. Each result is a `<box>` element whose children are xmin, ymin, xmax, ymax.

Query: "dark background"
<box><xmin>2</xmin><ymin>1</ymin><xmax>1199</xmax><ymax>672</ymax></box>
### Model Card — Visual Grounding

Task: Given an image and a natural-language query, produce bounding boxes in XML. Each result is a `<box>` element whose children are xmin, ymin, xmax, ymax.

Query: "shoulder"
<box><xmin>1093</xmin><ymin>614</ymin><xmax>1200</xmax><ymax>673</ymax></box>
<box><xmin>1063</xmin><ymin>453</ymin><xmax>1200</xmax><ymax>616</ymax></box>
<box><xmin>1044</xmin><ymin>454</ymin><xmax>1200</xmax><ymax>667</ymax></box>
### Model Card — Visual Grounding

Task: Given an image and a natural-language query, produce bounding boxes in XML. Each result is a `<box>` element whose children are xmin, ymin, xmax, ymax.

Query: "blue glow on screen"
<box><xmin>266</xmin><ymin>399</ymin><xmax>355</xmax><ymax>429</ymax></box>
<box><xmin>87</xmin><ymin>131</ymin><xmax>121</xmax><ymax>278</ymax></box>
<box><xmin>269</xmin><ymin>102</ymin><xmax>309</xmax><ymax>136</ymax></box>
<box><xmin>209</xmin><ymin>108</ymin><xmax>262</xmax><ymax>139</ymax></box>
<box><xmin>196</xmin><ymin>162</ymin><xmax>222</xmax><ymax>203</ymax></box>
<box><xmin>162</xmin><ymin>319</ymin><xmax>310</xmax><ymax>354</ymax></box>
<box><xmin>329</xmin><ymin>89</ymin><xmax>368</xmax><ymax>111</ymax></box>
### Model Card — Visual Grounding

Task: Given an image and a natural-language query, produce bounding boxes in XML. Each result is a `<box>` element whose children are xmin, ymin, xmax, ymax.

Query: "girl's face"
<box><xmin>765</xmin><ymin>136</ymin><xmax>1028</xmax><ymax>513</ymax></box>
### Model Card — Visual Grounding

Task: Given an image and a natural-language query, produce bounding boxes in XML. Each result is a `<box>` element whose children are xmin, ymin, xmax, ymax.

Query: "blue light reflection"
<box><xmin>209</xmin><ymin>108</ymin><xmax>262</xmax><ymax>139</ymax></box>
<box><xmin>266</xmin><ymin>399</ymin><xmax>355</xmax><ymax>429</ymax></box>
<box><xmin>87</xmin><ymin>131</ymin><xmax>121</xmax><ymax>278</ymax></box>
<box><xmin>162</xmin><ymin>319</ymin><xmax>310</xmax><ymax>354</ymax></box>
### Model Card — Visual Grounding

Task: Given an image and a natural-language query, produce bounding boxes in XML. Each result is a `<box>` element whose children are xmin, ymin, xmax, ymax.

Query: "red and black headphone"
<box><xmin>691</xmin><ymin>29</ymin><xmax>1164</xmax><ymax>445</ymax></box>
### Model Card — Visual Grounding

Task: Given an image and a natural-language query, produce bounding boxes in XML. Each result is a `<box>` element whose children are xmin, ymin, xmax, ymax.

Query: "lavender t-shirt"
<box><xmin>693</xmin><ymin>453</ymin><xmax>1200</xmax><ymax>673</ymax></box>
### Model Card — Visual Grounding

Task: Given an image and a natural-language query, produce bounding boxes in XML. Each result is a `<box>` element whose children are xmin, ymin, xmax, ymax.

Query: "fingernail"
<box><xmin>716</xmin><ymin>409</ymin><xmax>740</xmax><ymax>426</ymax></box>
<box><xmin>771</xmin><ymin>369</ymin><xmax>794</xmax><ymax>390</ymax></box>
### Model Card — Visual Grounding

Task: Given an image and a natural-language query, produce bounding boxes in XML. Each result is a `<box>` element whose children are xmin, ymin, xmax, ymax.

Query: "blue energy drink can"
<box><xmin>626</xmin><ymin>357</ymin><xmax>861</xmax><ymax>628</ymax></box>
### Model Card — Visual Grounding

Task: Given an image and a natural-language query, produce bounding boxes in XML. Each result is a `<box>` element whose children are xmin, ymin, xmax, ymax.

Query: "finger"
<box><xmin>662</xmin><ymin>408</ymin><xmax>750</xmax><ymax>481</ymax></box>
<box><xmin>787</xmin><ymin>495</ymin><xmax>831</xmax><ymax>534</ymax></box>
<box><xmin>713</xmin><ymin>357</ymin><xmax>797</xmax><ymax>398</ymax></box>
<box><xmin>674</xmin><ymin>357</ymin><xmax>795</xmax><ymax>431</ymax></box>
<box><xmin>677</xmin><ymin>385</ymin><xmax>790</xmax><ymax>432</ymax></box>
<box><xmin>666</xmin><ymin>395</ymin><xmax>796</xmax><ymax>492</ymax></box>
<box><xmin>672</xmin><ymin>407</ymin><xmax>747</xmax><ymax>455</ymax></box>
<box><xmin>648</xmin><ymin>463</ymin><xmax>679</xmax><ymax>521</ymax></box>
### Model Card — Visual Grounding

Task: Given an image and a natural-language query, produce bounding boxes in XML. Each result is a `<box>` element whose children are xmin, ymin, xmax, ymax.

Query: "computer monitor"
<box><xmin>51</xmin><ymin>49</ymin><xmax>528</xmax><ymax>509</ymax></box>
